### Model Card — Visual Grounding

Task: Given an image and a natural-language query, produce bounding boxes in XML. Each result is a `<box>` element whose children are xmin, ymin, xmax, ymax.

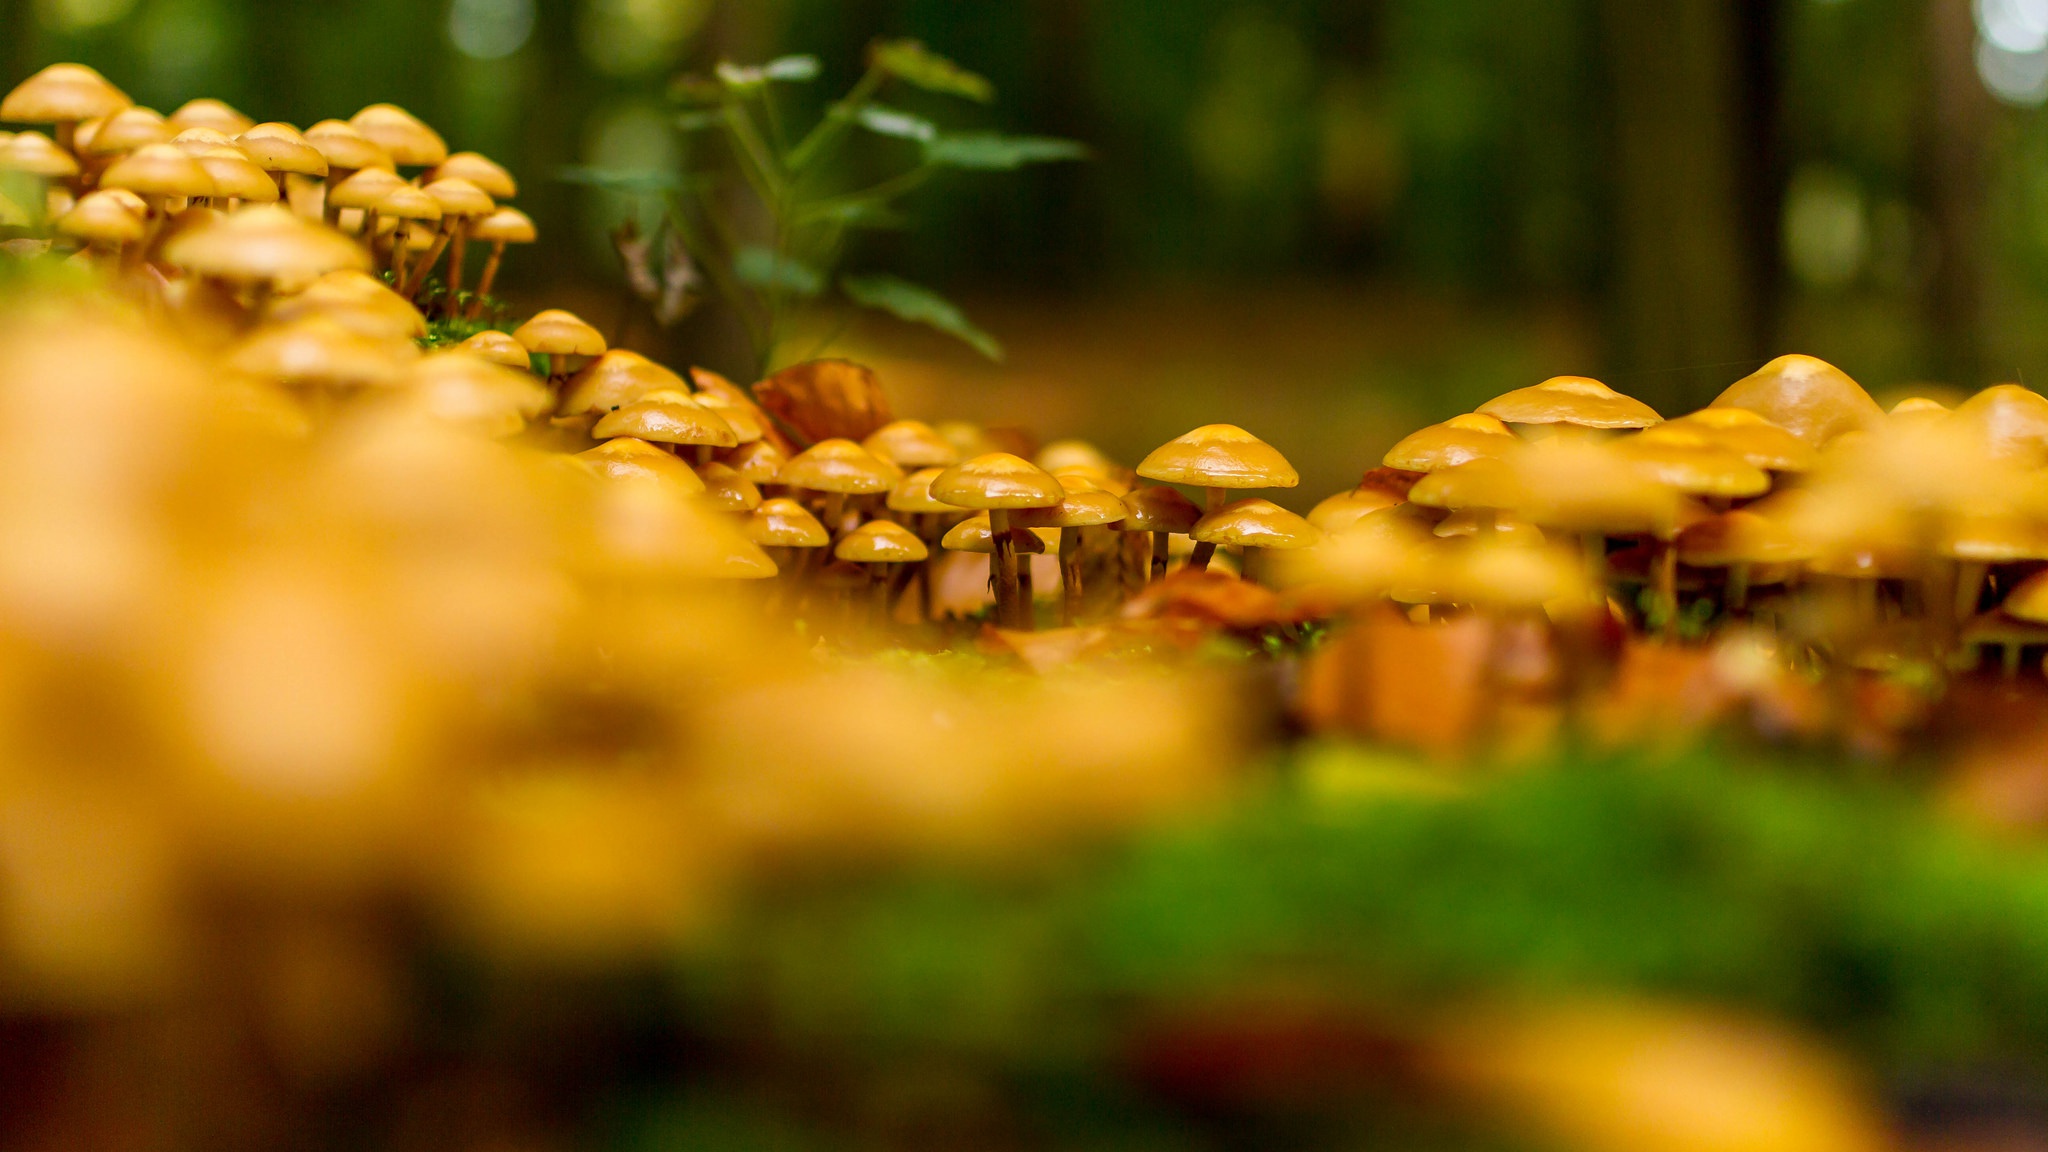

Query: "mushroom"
<box><xmin>1306</xmin><ymin>486</ymin><xmax>1404</xmax><ymax>533</ymax></box>
<box><xmin>193</xmin><ymin>146</ymin><xmax>278</xmax><ymax>208</ymax></box>
<box><xmin>1015</xmin><ymin>475</ymin><xmax>1128</xmax><ymax>625</ymax></box>
<box><xmin>237</xmin><ymin>124</ymin><xmax>328</xmax><ymax>207</ymax></box>
<box><xmin>55</xmin><ymin>189</ymin><xmax>145</xmax><ymax>264</ymax></box>
<box><xmin>746</xmin><ymin>497</ymin><xmax>830</xmax><ymax>575</ymax></box>
<box><xmin>1036</xmin><ymin>439</ymin><xmax>1122</xmax><ymax>475</ymax></box>
<box><xmin>695</xmin><ymin>462</ymin><xmax>763</xmax><ymax>513</ymax></box>
<box><xmin>724</xmin><ymin>440</ymin><xmax>790</xmax><ymax>487</ymax></box>
<box><xmin>1477</xmin><ymin>376</ymin><xmax>1663</xmax><ymax>441</ymax></box>
<box><xmin>305</xmin><ymin>120</ymin><xmax>394</xmax><ymax>225</ymax></box>
<box><xmin>1615</xmin><ymin>427</ymin><xmax>1771</xmax><ymax>634</ymax></box>
<box><xmin>458</xmin><ymin>330</ymin><xmax>534</xmax><ymax>371</ymax></box>
<box><xmin>81</xmin><ymin>105</ymin><xmax>171</xmax><ymax>163</ymax></box>
<box><xmin>166</xmin><ymin>98</ymin><xmax>253</xmax><ymax>136</ymax></box>
<box><xmin>512</xmin><ymin>309</ymin><xmax>607</xmax><ymax>396</ymax></box>
<box><xmin>98</xmin><ymin>142</ymin><xmax>213</xmax><ymax>227</ymax></box>
<box><xmin>430</xmin><ymin>152</ymin><xmax>516</xmax><ymax>199</ymax></box>
<box><xmin>775</xmin><ymin>439</ymin><xmax>902</xmax><ymax>538</ymax></box>
<box><xmin>862</xmin><ymin>419</ymin><xmax>961</xmax><ymax>470</ymax></box>
<box><xmin>1710</xmin><ymin>354</ymin><xmax>1882</xmax><ymax>446</ymax></box>
<box><xmin>0</xmin><ymin>133</ymin><xmax>80</xmax><ymax>225</ymax></box>
<box><xmin>887</xmin><ymin>466</ymin><xmax>964</xmax><ymax>619</ymax></box>
<box><xmin>161</xmin><ymin>205</ymin><xmax>367</xmax><ymax>313</ymax></box>
<box><xmin>557</xmin><ymin>349</ymin><xmax>686</xmax><ymax>439</ymax></box>
<box><xmin>591</xmin><ymin>390</ymin><xmax>738</xmax><ymax>465</ymax></box>
<box><xmin>372</xmin><ymin>183</ymin><xmax>441</xmax><ymax>290</ymax></box>
<box><xmin>1135</xmin><ymin>424</ymin><xmax>1299</xmax><ymax>571</ymax></box>
<box><xmin>325</xmin><ymin>167</ymin><xmax>407</xmax><ymax>250</ymax></box>
<box><xmin>1384</xmin><ymin>412</ymin><xmax>1520</xmax><ymax>472</ymax></box>
<box><xmin>388</xmin><ymin>349</ymin><xmax>551</xmax><ymax>439</ymax></box>
<box><xmin>225</xmin><ymin>315</ymin><xmax>419</xmax><ymax>409</ymax></box>
<box><xmin>349</xmin><ymin>104</ymin><xmax>448</xmax><ymax>170</ymax></box>
<box><xmin>1435</xmin><ymin>508</ymin><xmax>1544</xmax><ymax>545</ymax></box>
<box><xmin>1951</xmin><ymin>383</ymin><xmax>2048</xmax><ymax>468</ymax></box>
<box><xmin>1677</xmin><ymin>509</ymin><xmax>1817</xmax><ymax>615</ymax></box>
<box><xmin>941</xmin><ymin>513</ymin><xmax>1053</xmax><ymax>621</ymax></box>
<box><xmin>266</xmin><ymin>268</ymin><xmax>426</xmax><ymax>341</ymax></box>
<box><xmin>408</xmin><ymin>177</ymin><xmax>495</xmax><ymax>305</ymax></box>
<box><xmin>574</xmin><ymin>437</ymin><xmax>708</xmax><ymax>493</ymax></box>
<box><xmin>1660</xmin><ymin>407</ymin><xmax>1816</xmax><ymax>475</ymax></box>
<box><xmin>0</xmin><ymin>63</ymin><xmax>130</xmax><ymax>155</ymax></box>
<box><xmin>1189</xmin><ymin>498</ymin><xmax>1322</xmax><ymax>586</ymax></box>
<box><xmin>835</xmin><ymin>521</ymin><xmax>930</xmax><ymax>617</ymax></box>
<box><xmin>931</xmin><ymin>453</ymin><xmax>1064</xmax><ymax>629</ymax></box>
<box><xmin>1115</xmin><ymin>485</ymin><xmax>1202</xmax><ymax>584</ymax></box>
<box><xmin>466</xmin><ymin>207</ymin><xmax>535</xmax><ymax>316</ymax></box>
<box><xmin>690</xmin><ymin>388</ymin><xmax>769</xmax><ymax>450</ymax></box>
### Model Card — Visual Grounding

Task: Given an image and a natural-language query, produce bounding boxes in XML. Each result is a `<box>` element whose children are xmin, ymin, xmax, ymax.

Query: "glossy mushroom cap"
<box><xmin>268</xmin><ymin>269</ymin><xmax>426</xmax><ymax>339</ymax></box>
<box><xmin>167</xmin><ymin>98</ymin><xmax>253</xmax><ymax>135</ymax></box>
<box><xmin>1036</xmin><ymin>439</ymin><xmax>1119</xmax><ymax>474</ymax></box>
<box><xmin>195</xmin><ymin>147</ymin><xmax>278</xmax><ymax>201</ymax></box>
<box><xmin>56</xmin><ymin>191</ymin><xmax>146</xmax><ymax>244</ymax></box>
<box><xmin>1615</xmin><ymin>427</ymin><xmax>1772</xmax><ymax>498</ymax></box>
<box><xmin>83</xmin><ymin>106</ymin><xmax>170</xmax><ymax>155</ymax></box>
<box><xmin>931</xmin><ymin>452</ymin><xmax>1065</xmax><ymax>510</ymax></box>
<box><xmin>591</xmin><ymin>390</ymin><xmax>739</xmax><ymax>448</ymax></box>
<box><xmin>0</xmin><ymin>132</ymin><xmax>79</xmax><ymax>178</ymax></box>
<box><xmin>99</xmin><ymin>142</ymin><xmax>213</xmax><ymax>199</ymax></box>
<box><xmin>1952</xmin><ymin>384</ymin><xmax>2048</xmax><ymax>467</ymax></box>
<box><xmin>1938</xmin><ymin>506</ymin><xmax>2048</xmax><ymax>563</ymax></box>
<box><xmin>746</xmin><ymin>498</ymin><xmax>829</xmax><ymax>548</ymax></box>
<box><xmin>862</xmin><ymin>419</ymin><xmax>960</xmax><ymax>468</ymax></box>
<box><xmin>1137</xmin><ymin>424</ymin><xmax>1299</xmax><ymax>489</ymax></box>
<box><xmin>470</xmin><ymin>206</ymin><xmax>537</xmax><ymax>244</ymax></box>
<box><xmin>169</xmin><ymin>127</ymin><xmax>238</xmax><ymax>154</ymax></box>
<box><xmin>1434</xmin><ymin>508</ymin><xmax>1544</xmax><ymax>544</ymax></box>
<box><xmin>325</xmin><ymin>167</ymin><xmax>407</xmax><ymax>212</ymax></box>
<box><xmin>1</xmin><ymin>64</ymin><xmax>129</xmax><ymax>125</ymax></box>
<box><xmin>724</xmin><ymin>439</ymin><xmax>789</xmax><ymax>485</ymax></box>
<box><xmin>1383</xmin><ymin>413</ymin><xmax>1518</xmax><ymax>472</ymax></box>
<box><xmin>396</xmin><ymin>349</ymin><xmax>551</xmax><ymax>438</ymax></box>
<box><xmin>1477</xmin><ymin>376</ymin><xmax>1662</xmax><ymax>430</ymax></box>
<box><xmin>574</xmin><ymin>437</ymin><xmax>707</xmax><ymax>493</ymax></box>
<box><xmin>941</xmin><ymin>514</ymin><xmax>1052</xmax><ymax>555</ymax></box>
<box><xmin>777</xmin><ymin>439</ymin><xmax>901</xmax><ymax>495</ymax></box>
<box><xmin>375</xmin><ymin>183</ymin><xmax>441</xmax><ymax>223</ymax></box>
<box><xmin>163</xmin><ymin>206</ymin><xmax>366</xmax><ymax>283</ymax></box>
<box><xmin>1306</xmin><ymin>486</ymin><xmax>1403</xmax><ymax>533</ymax></box>
<box><xmin>887</xmin><ymin>467</ymin><xmax>957</xmax><ymax>515</ymax></box>
<box><xmin>430</xmin><ymin>152</ymin><xmax>516</xmax><ymax>199</ymax></box>
<box><xmin>1711</xmin><ymin>354</ymin><xmax>1881</xmax><ymax>445</ymax></box>
<box><xmin>226</xmin><ymin>316</ymin><xmax>419</xmax><ymax>390</ymax></box>
<box><xmin>458</xmin><ymin>330</ymin><xmax>534</xmax><ymax>371</ymax></box>
<box><xmin>513</xmin><ymin>309</ymin><xmax>606</xmax><ymax>358</ymax></box>
<box><xmin>690</xmin><ymin>389</ymin><xmax>767</xmax><ymax>444</ymax></box>
<box><xmin>1191</xmin><ymin>499</ymin><xmax>1322</xmax><ymax>549</ymax></box>
<box><xmin>2004</xmin><ymin>570</ymin><xmax>2048</xmax><ymax>624</ymax></box>
<box><xmin>237</xmin><ymin>126</ymin><xmax>327</xmax><ymax>177</ymax></box>
<box><xmin>305</xmin><ymin>120</ymin><xmax>393</xmax><ymax>172</ymax></box>
<box><xmin>835</xmin><ymin>520</ymin><xmax>930</xmax><ymax>564</ymax></box>
<box><xmin>350</xmin><ymin>104</ymin><xmax>448</xmax><ymax>167</ymax></box>
<box><xmin>1117</xmin><ymin>485</ymin><xmax>1203</xmax><ymax>533</ymax></box>
<box><xmin>1014</xmin><ymin>484</ymin><xmax>1128</xmax><ymax>529</ymax></box>
<box><xmin>695</xmin><ymin>461</ymin><xmax>763</xmax><ymax>512</ymax></box>
<box><xmin>1676</xmin><ymin>510</ymin><xmax>1816</xmax><ymax>567</ymax></box>
<box><xmin>1662</xmin><ymin>407</ymin><xmax>1816</xmax><ymax>472</ymax></box>
<box><xmin>424</xmin><ymin>176</ymin><xmax>494</xmax><ymax>218</ymax></box>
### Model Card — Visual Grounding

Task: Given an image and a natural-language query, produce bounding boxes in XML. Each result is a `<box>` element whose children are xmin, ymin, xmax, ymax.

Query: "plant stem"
<box><xmin>785</xmin><ymin>66</ymin><xmax>884</xmax><ymax>174</ymax></box>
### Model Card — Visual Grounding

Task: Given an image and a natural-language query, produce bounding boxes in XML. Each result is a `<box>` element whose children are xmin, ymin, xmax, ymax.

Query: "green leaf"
<box><xmin>868</xmin><ymin>39</ymin><xmax>995</xmax><ymax>103</ymax></box>
<box><xmin>923</xmin><ymin>133</ymin><xmax>1088</xmax><ymax>170</ymax></box>
<box><xmin>856</xmin><ymin>104</ymin><xmax>937</xmax><ymax>143</ymax></box>
<box><xmin>841</xmin><ymin>274</ymin><xmax>1003</xmax><ymax>360</ymax></box>
<box><xmin>557</xmin><ymin>166</ymin><xmax>691</xmax><ymax>193</ymax></box>
<box><xmin>800</xmin><ymin>199</ymin><xmax>909</xmax><ymax>230</ymax></box>
<box><xmin>763</xmin><ymin>55</ymin><xmax>822</xmax><ymax>82</ymax></box>
<box><xmin>736</xmin><ymin>247</ymin><xmax>825</xmax><ymax>297</ymax></box>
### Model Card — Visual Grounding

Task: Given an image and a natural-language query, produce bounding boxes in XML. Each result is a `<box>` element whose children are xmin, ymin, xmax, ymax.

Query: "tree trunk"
<box><xmin>1922</xmin><ymin>0</ymin><xmax>1990</xmax><ymax>386</ymax></box>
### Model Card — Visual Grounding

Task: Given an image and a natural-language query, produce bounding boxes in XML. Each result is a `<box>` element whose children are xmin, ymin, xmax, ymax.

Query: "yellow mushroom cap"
<box><xmin>471</xmin><ymin>206</ymin><xmax>537</xmax><ymax>244</ymax></box>
<box><xmin>1</xmin><ymin>63</ymin><xmax>129</xmax><ymax>125</ymax></box>
<box><xmin>167</xmin><ymin>97</ymin><xmax>252</xmax><ymax>135</ymax></box>
<box><xmin>2006</xmin><ymin>570</ymin><xmax>2048</xmax><ymax>623</ymax></box>
<box><xmin>1036</xmin><ymin>439</ymin><xmax>1119</xmax><ymax>474</ymax></box>
<box><xmin>1615</xmin><ymin>427</ymin><xmax>1771</xmax><ymax>498</ymax></box>
<box><xmin>1662</xmin><ymin>407</ymin><xmax>1816</xmax><ymax>472</ymax></box>
<box><xmin>1136</xmin><ymin>424</ymin><xmax>1299</xmax><ymax>489</ymax></box>
<box><xmin>1014</xmin><ymin>485</ymin><xmax>1128</xmax><ymax>529</ymax></box>
<box><xmin>690</xmin><ymin>389</ymin><xmax>767</xmax><ymax>444</ymax></box>
<box><xmin>695</xmin><ymin>461</ymin><xmax>763</xmax><ymax>512</ymax></box>
<box><xmin>0</xmin><ymin>131</ymin><xmax>79</xmax><ymax>177</ymax></box>
<box><xmin>777</xmin><ymin>439</ymin><xmax>902</xmax><ymax>495</ymax></box>
<box><xmin>1477</xmin><ymin>376</ymin><xmax>1663</xmax><ymax>430</ymax></box>
<box><xmin>83</xmin><ymin>105</ymin><xmax>170</xmax><ymax>155</ymax></box>
<box><xmin>424</xmin><ymin>176</ymin><xmax>494</xmax><ymax>218</ymax></box>
<box><xmin>395</xmin><ymin>349</ymin><xmax>550</xmax><ymax>438</ymax></box>
<box><xmin>226</xmin><ymin>316</ymin><xmax>419</xmax><ymax>390</ymax></box>
<box><xmin>887</xmin><ymin>467</ymin><xmax>957</xmax><ymax>515</ymax></box>
<box><xmin>1433</xmin><ymin>509</ymin><xmax>1545</xmax><ymax>545</ymax></box>
<box><xmin>56</xmin><ymin>190</ymin><xmax>146</xmax><ymax>244</ymax></box>
<box><xmin>163</xmin><ymin>205</ymin><xmax>366</xmax><ymax>283</ymax></box>
<box><xmin>100</xmin><ymin>141</ymin><xmax>213</xmax><ymax>198</ymax></box>
<box><xmin>1889</xmin><ymin>396</ymin><xmax>1951</xmax><ymax>420</ymax></box>
<box><xmin>592</xmin><ymin>390</ymin><xmax>738</xmax><ymax>448</ymax></box>
<box><xmin>305</xmin><ymin>119</ymin><xmax>393</xmax><ymax>172</ymax></box>
<box><xmin>746</xmin><ymin>498</ymin><xmax>829</xmax><ymax>548</ymax></box>
<box><xmin>574</xmin><ymin>437</ymin><xmax>707</xmax><ymax>493</ymax></box>
<box><xmin>1190</xmin><ymin>498</ymin><xmax>1322</xmax><ymax>549</ymax></box>
<box><xmin>929</xmin><ymin>451</ymin><xmax>1064</xmax><ymax>509</ymax></box>
<box><xmin>1952</xmin><ymin>383</ymin><xmax>2048</xmax><ymax>467</ymax></box>
<box><xmin>236</xmin><ymin>125</ymin><xmax>327</xmax><ymax>177</ymax></box>
<box><xmin>1711</xmin><ymin>354</ymin><xmax>1881</xmax><ymax>445</ymax></box>
<box><xmin>862</xmin><ymin>419</ymin><xmax>961</xmax><ymax>468</ymax></box>
<box><xmin>169</xmin><ymin>126</ymin><xmax>238</xmax><ymax>155</ymax></box>
<box><xmin>457</xmin><ymin>329</ymin><xmax>534</xmax><ymax>370</ymax></box>
<box><xmin>1383</xmin><ymin>412</ymin><xmax>1518</xmax><ymax>472</ymax></box>
<box><xmin>267</xmin><ymin>269</ymin><xmax>426</xmax><ymax>340</ymax></box>
<box><xmin>941</xmin><ymin>514</ymin><xmax>1052</xmax><ymax>555</ymax></box>
<box><xmin>584</xmin><ymin>477</ymin><xmax>776</xmax><ymax>580</ymax></box>
<box><xmin>1306</xmin><ymin>486</ymin><xmax>1403</xmax><ymax>532</ymax></box>
<box><xmin>1117</xmin><ymin>485</ymin><xmax>1203</xmax><ymax>533</ymax></box>
<box><xmin>195</xmin><ymin>147</ymin><xmax>278</xmax><ymax>201</ymax></box>
<box><xmin>1676</xmin><ymin>510</ymin><xmax>1817</xmax><ymax>566</ymax></box>
<box><xmin>513</xmin><ymin>309</ymin><xmax>606</xmax><ymax>358</ymax></box>
<box><xmin>375</xmin><ymin>183</ymin><xmax>441</xmax><ymax>222</ymax></box>
<box><xmin>835</xmin><ymin>520</ymin><xmax>930</xmax><ymax>564</ymax></box>
<box><xmin>430</xmin><ymin>151</ymin><xmax>516</xmax><ymax>199</ymax></box>
<box><xmin>1939</xmin><ymin>506</ymin><xmax>2048</xmax><ymax>563</ymax></box>
<box><xmin>725</xmin><ymin>440</ymin><xmax>789</xmax><ymax>485</ymax></box>
<box><xmin>349</xmin><ymin>103</ymin><xmax>448</xmax><ymax>166</ymax></box>
<box><xmin>325</xmin><ymin>166</ymin><xmax>407</xmax><ymax>212</ymax></box>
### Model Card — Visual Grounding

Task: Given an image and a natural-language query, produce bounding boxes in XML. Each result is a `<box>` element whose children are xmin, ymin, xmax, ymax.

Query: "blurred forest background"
<box><xmin>3</xmin><ymin>0</ymin><xmax>2046</xmax><ymax>497</ymax></box>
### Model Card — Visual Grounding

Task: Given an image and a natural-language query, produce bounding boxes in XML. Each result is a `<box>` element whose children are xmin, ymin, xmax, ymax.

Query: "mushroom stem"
<box><xmin>1151</xmin><ymin>532</ymin><xmax>1169</xmax><ymax>583</ymax></box>
<box><xmin>323</xmin><ymin>169</ymin><xmax>355</xmax><ymax>226</ymax></box>
<box><xmin>1729</xmin><ymin>564</ymin><xmax>1752</xmax><ymax>613</ymax></box>
<box><xmin>695</xmin><ymin>445</ymin><xmax>713</xmax><ymax>467</ymax></box>
<box><xmin>1017</xmin><ymin>554</ymin><xmax>1035</xmax><ymax>624</ymax></box>
<box><xmin>358</xmin><ymin>209</ymin><xmax>380</xmax><ymax>250</ymax></box>
<box><xmin>1956</xmin><ymin>561</ymin><xmax>1989</xmax><ymax>624</ymax></box>
<box><xmin>989</xmin><ymin>508</ymin><xmax>1020</xmax><ymax>629</ymax></box>
<box><xmin>404</xmin><ymin>229</ymin><xmax>453</xmax><ymax>302</ymax></box>
<box><xmin>1059</xmin><ymin>526</ymin><xmax>1083</xmax><ymax>627</ymax></box>
<box><xmin>54</xmin><ymin>121</ymin><xmax>75</xmax><ymax>155</ymax></box>
<box><xmin>447</xmin><ymin>221</ymin><xmax>469</xmax><ymax>300</ymax></box>
<box><xmin>470</xmin><ymin>240</ymin><xmax>507</xmax><ymax>319</ymax></box>
<box><xmin>1187</xmin><ymin>487</ymin><xmax>1228</xmax><ymax>573</ymax></box>
<box><xmin>820</xmin><ymin>492</ymin><xmax>847</xmax><ymax>540</ymax></box>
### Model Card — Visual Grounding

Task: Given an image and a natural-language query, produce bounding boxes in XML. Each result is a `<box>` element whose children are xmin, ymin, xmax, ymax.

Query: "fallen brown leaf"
<box><xmin>754</xmin><ymin>359</ymin><xmax>894</xmax><ymax>446</ymax></box>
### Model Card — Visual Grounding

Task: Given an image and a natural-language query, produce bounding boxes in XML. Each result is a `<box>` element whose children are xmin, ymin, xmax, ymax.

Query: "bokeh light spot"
<box><xmin>448</xmin><ymin>0</ymin><xmax>535</xmax><ymax>61</ymax></box>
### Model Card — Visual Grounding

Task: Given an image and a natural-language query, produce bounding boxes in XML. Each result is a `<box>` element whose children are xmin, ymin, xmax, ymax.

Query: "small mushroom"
<box><xmin>557</xmin><ymin>349</ymin><xmax>686</xmax><ymax>438</ymax></box>
<box><xmin>1661</xmin><ymin>407</ymin><xmax>1816</xmax><ymax>474</ymax></box>
<box><xmin>237</xmin><ymin>123</ymin><xmax>328</xmax><ymax>206</ymax></box>
<box><xmin>777</xmin><ymin>439</ymin><xmax>903</xmax><ymax>540</ymax></box>
<box><xmin>862</xmin><ymin>419</ymin><xmax>961</xmax><ymax>470</ymax></box>
<box><xmin>724</xmin><ymin>439</ymin><xmax>790</xmax><ymax>487</ymax></box>
<box><xmin>409</xmin><ymin>177</ymin><xmax>496</xmax><ymax>305</ymax></box>
<box><xmin>305</xmin><ymin>120</ymin><xmax>394</xmax><ymax>224</ymax></box>
<box><xmin>458</xmin><ymin>330</ymin><xmax>535</xmax><ymax>371</ymax></box>
<box><xmin>591</xmin><ymin>390</ymin><xmax>738</xmax><ymax>464</ymax></box>
<box><xmin>1115</xmin><ymin>485</ymin><xmax>1202</xmax><ymax>583</ymax></box>
<box><xmin>166</xmin><ymin>98</ymin><xmax>253</xmax><ymax>136</ymax></box>
<box><xmin>55</xmin><ymin>189</ymin><xmax>145</xmax><ymax>263</ymax></box>
<box><xmin>1711</xmin><ymin>354</ymin><xmax>1882</xmax><ymax>446</ymax></box>
<box><xmin>1477</xmin><ymin>376</ymin><xmax>1663</xmax><ymax>440</ymax></box>
<box><xmin>162</xmin><ymin>205</ymin><xmax>366</xmax><ymax>311</ymax></box>
<box><xmin>512</xmin><ymin>309</ymin><xmax>607</xmax><ymax>396</ymax></box>
<box><xmin>835</xmin><ymin>520</ymin><xmax>930</xmax><ymax>617</ymax></box>
<box><xmin>466</xmin><ymin>207</ymin><xmax>535</xmax><ymax>316</ymax></box>
<box><xmin>574</xmin><ymin>436</ymin><xmax>708</xmax><ymax>494</ymax></box>
<box><xmin>931</xmin><ymin>453</ymin><xmax>1064</xmax><ymax>629</ymax></box>
<box><xmin>695</xmin><ymin>461</ymin><xmax>763</xmax><ymax>513</ymax></box>
<box><xmin>1189</xmin><ymin>498</ymin><xmax>1322</xmax><ymax>585</ymax></box>
<box><xmin>194</xmin><ymin>146</ymin><xmax>278</xmax><ymax>208</ymax></box>
<box><xmin>1136</xmin><ymin>424</ymin><xmax>1299</xmax><ymax>571</ymax></box>
<box><xmin>392</xmin><ymin>349</ymin><xmax>551</xmax><ymax>439</ymax></box>
<box><xmin>0</xmin><ymin>132</ymin><xmax>80</xmax><ymax>225</ymax></box>
<box><xmin>1015</xmin><ymin>475</ymin><xmax>1127</xmax><ymax>625</ymax></box>
<box><xmin>372</xmin><ymin>183</ymin><xmax>441</xmax><ymax>290</ymax></box>
<box><xmin>266</xmin><ymin>268</ymin><xmax>426</xmax><ymax>341</ymax></box>
<box><xmin>349</xmin><ymin>104</ymin><xmax>448</xmax><ymax>170</ymax></box>
<box><xmin>0</xmin><ymin>63</ymin><xmax>130</xmax><ymax>155</ymax></box>
<box><xmin>1384</xmin><ymin>413</ymin><xmax>1519</xmax><ymax>472</ymax></box>
<box><xmin>325</xmin><ymin>167</ymin><xmax>407</xmax><ymax>250</ymax></box>
<box><xmin>1306</xmin><ymin>486</ymin><xmax>1404</xmax><ymax>533</ymax></box>
<box><xmin>887</xmin><ymin>466</ymin><xmax>963</xmax><ymax>619</ymax></box>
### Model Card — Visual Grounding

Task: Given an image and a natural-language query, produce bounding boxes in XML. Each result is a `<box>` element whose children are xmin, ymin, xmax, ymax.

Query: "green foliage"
<box><xmin>568</xmin><ymin>39</ymin><xmax>1085</xmax><ymax>376</ymax></box>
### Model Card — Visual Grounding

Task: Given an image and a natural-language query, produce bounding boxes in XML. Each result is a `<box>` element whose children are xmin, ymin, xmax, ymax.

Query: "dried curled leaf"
<box><xmin>753</xmin><ymin>359</ymin><xmax>894</xmax><ymax>446</ymax></box>
<box><xmin>1122</xmin><ymin>569</ymin><xmax>1304</xmax><ymax>632</ymax></box>
<box><xmin>1358</xmin><ymin>466</ymin><xmax>1423</xmax><ymax>500</ymax></box>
